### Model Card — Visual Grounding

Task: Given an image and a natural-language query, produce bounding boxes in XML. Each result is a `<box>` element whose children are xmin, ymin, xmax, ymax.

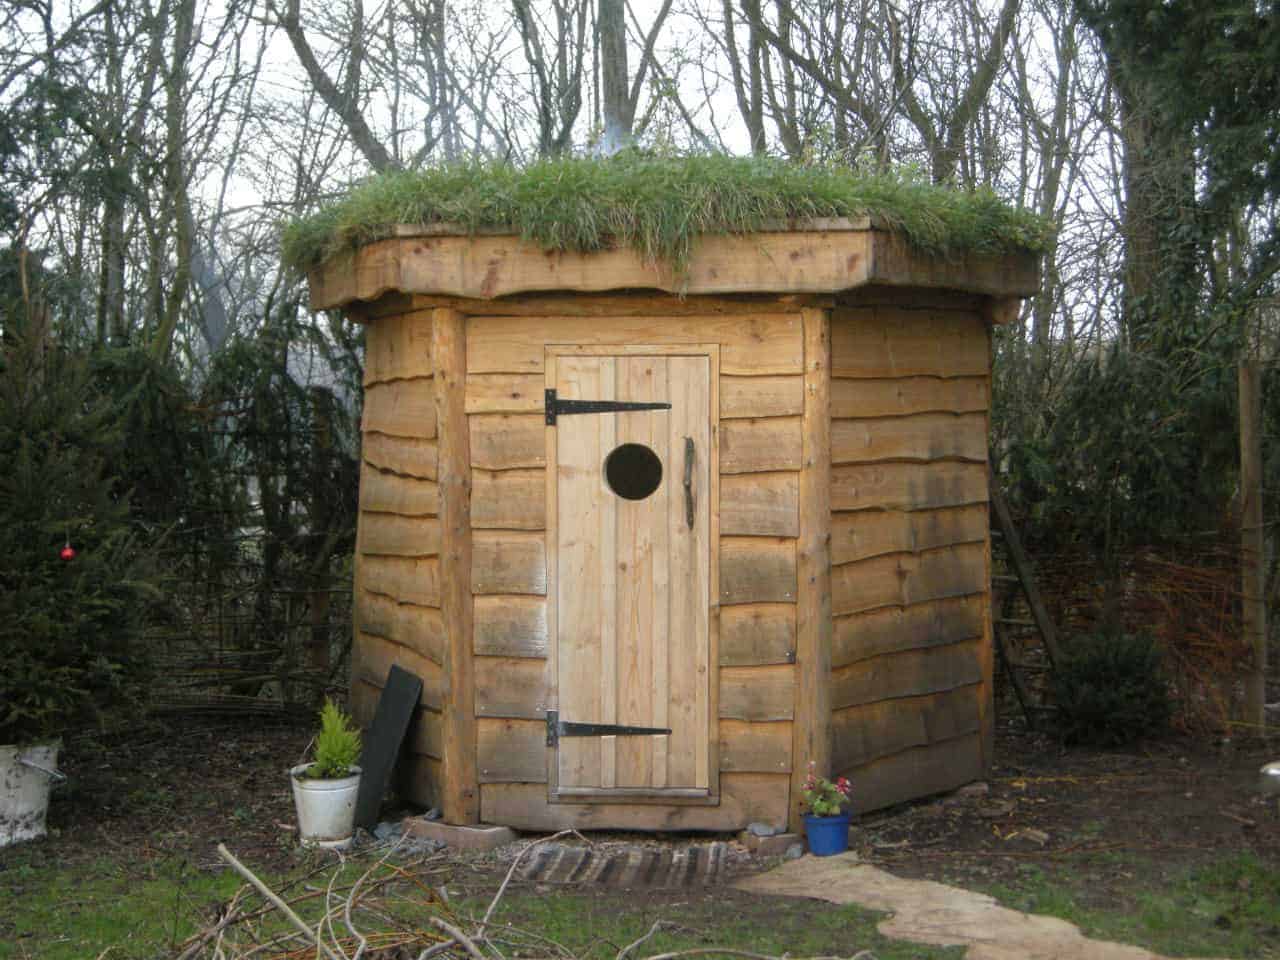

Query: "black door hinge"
<box><xmin>544</xmin><ymin>389</ymin><xmax>671</xmax><ymax>425</ymax></box>
<box><xmin>545</xmin><ymin>710</ymin><xmax>672</xmax><ymax>746</ymax></box>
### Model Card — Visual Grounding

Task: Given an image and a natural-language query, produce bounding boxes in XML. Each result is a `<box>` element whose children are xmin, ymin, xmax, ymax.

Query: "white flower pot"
<box><xmin>290</xmin><ymin>763</ymin><xmax>361</xmax><ymax>849</ymax></box>
<box><xmin>1</xmin><ymin>741</ymin><xmax>63</xmax><ymax>848</ymax></box>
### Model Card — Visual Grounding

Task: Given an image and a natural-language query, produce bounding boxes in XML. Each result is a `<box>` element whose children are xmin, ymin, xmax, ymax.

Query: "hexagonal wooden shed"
<box><xmin>306</xmin><ymin>218</ymin><xmax>1037</xmax><ymax>832</ymax></box>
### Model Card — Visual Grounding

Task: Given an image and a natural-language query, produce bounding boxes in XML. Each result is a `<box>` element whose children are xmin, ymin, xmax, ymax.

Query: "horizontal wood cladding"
<box><xmin>720</xmin><ymin>418</ymin><xmax>803</xmax><ymax>473</ymax></box>
<box><xmin>468</xmin><ymin>368</ymin><xmax>808</xmax><ymax>419</ymax></box>
<box><xmin>838</xmin><ymin>732</ymin><xmax>985</xmax><ymax>813</ymax></box>
<box><xmin>349</xmin><ymin>675</ymin><xmax>381</xmax><ymax>728</ymax></box>
<box><xmin>477</xmin><ymin>717</ymin><xmax>546</xmax><ymax>783</ymax></box>
<box><xmin>830</xmin><ymin>639</ymin><xmax>983</xmax><ymax>711</ymax></box>
<box><xmin>476</xmin><ymin>718</ymin><xmax>795</xmax><ymax>782</ymax></box>
<box><xmin>720</xmin><ymin>665</ymin><xmax>795</xmax><ymax>721</ymax></box>
<box><xmin>363</xmin><ymin>310</ymin><xmax>433</xmax><ymax>385</ymax></box>
<box><xmin>832</xmin><ymin>461</ymin><xmax>987</xmax><ymax>513</ymax></box>
<box><xmin>719</xmin><ymin>719</ymin><xmax>793</xmax><ymax>772</ymax></box>
<box><xmin>466</xmin><ymin>314</ymin><xmax>803</xmax><ymax>376</ymax></box>
<box><xmin>311</xmin><ymin>226</ymin><xmax>1038</xmax><ymax>311</ymax></box>
<box><xmin>351</xmin><ymin>677</ymin><xmax>444</xmax><ymax>759</ymax></box>
<box><xmin>470</xmin><ymin>414</ymin><xmax>545</xmax><ymax>470</ymax></box>
<box><xmin>831</xmin><ymin>505</ymin><xmax>987</xmax><ymax>566</ymax></box>
<box><xmin>720</xmin><ymin>603</ymin><xmax>796</xmax><ymax>666</ymax></box>
<box><xmin>358</xmin><ymin>514</ymin><xmax>441</xmax><ymax>558</ymax></box>
<box><xmin>472</xmin><ymin>468</ymin><xmax>545</xmax><ymax>530</ymax></box>
<box><xmin>831</xmin><ymin>307</ymin><xmax>988</xmax><ymax>379</ymax></box>
<box><xmin>465</xmin><ymin>373</ymin><xmax>544</xmax><ymax>414</ymax></box>
<box><xmin>474</xmin><ymin>655</ymin><xmax>548</xmax><ymax>718</ymax></box>
<box><xmin>833</xmin><ymin>595</ymin><xmax>985</xmax><ymax>667</ymax></box>
<box><xmin>831</xmin><ymin>376</ymin><xmax>987</xmax><ymax>419</ymax></box>
<box><xmin>480</xmin><ymin>772</ymin><xmax>790</xmax><ymax>831</ymax></box>
<box><xmin>352</xmin><ymin>631</ymin><xmax>447</xmax><ymax>709</ymax></box>
<box><xmin>362</xmin><ymin>379</ymin><xmax>438</xmax><ymax>438</ymax></box>
<box><xmin>721</xmin><ymin>537</ymin><xmax>796</xmax><ymax>604</ymax></box>
<box><xmin>313</xmin><ymin>229</ymin><xmax>876</xmax><ymax>307</ymax></box>
<box><xmin>472</xmin><ymin>531</ymin><xmax>547</xmax><ymax>595</ymax></box>
<box><xmin>830</xmin><ymin>684</ymin><xmax>981</xmax><ymax>770</ymax></box>
<box><xmin>360</xmin><ymin>557</ymin><xmax>440</xmax><ymax>608</ymax></box>
<box><xmin>831</xmin><ymin>413</ymin><xmax>987</xmax><ymax>464</ymax></box>
<box><xmin>832</xmin><ymin>541</ymin><xmax>987</xmax><ymax>616</ymax></box>
<box><xmin>421</xmin><ymin>291</ymin><xmax>823</xmax><ymax>317</ymax></box>
<box><xmin>474</xmin><ymin>596</ymin><xmax>549</xmax><ymax>658</ymax></box>
<box><xmin>721</xmin><ymin>376</ymin><xmax>804</xmax><ymax>419</ymax></box>
<box><xmin>362</xmin><ymin>434</ymin><xmax>438</xmax><ymax>480</ymax></box>
<box><xmin>359</xmin><ymin>468</ymin><xmax>440</xmax><ymax>517</ymax></box>
<box><xmin>355</xmin><ymin>590</ymin><xmax>445</xmax><ymax>664</ymax></box>
<box><xmin>721</xmin><ymin>473</ymin><xmax>800</xmax><ymax>537</ymax></box>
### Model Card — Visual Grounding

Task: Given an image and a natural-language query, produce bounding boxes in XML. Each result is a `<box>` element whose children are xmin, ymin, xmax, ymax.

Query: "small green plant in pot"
<box><xmin>290</xmin><ymin>699</ymin><xmax>363</xmax><ymax>849</ymax></box>
<box><xmin>800</xmin><ymin>761</ymin><xmax>853</xmax><ymax>856</ymax></box>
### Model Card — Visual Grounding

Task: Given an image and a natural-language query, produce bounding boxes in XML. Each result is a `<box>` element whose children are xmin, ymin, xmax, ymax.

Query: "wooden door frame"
<box><xmin>543</xmin><ymin>343</ymin><xmax>721</xmax><ymax>805</ymax></box>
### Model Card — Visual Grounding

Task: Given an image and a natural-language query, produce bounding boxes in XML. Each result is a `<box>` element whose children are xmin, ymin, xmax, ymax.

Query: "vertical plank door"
<box><xmin>553</xmin><ymin>354</ymin><xmax>711</xmax><ymax>797</ymax></box>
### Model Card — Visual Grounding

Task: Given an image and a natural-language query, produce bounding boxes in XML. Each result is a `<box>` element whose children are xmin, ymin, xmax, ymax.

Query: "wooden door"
<box><xmin>551</xmin><ymin>353</ymin><xmax>711</xmax><ymax>798</ymax></box>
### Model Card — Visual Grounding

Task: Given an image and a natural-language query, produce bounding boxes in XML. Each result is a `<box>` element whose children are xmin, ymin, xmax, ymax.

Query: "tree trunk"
<box><xmin>598</xmin><ymin>0</ymin><xmax>630</xmax><ymax>153</ymax></box>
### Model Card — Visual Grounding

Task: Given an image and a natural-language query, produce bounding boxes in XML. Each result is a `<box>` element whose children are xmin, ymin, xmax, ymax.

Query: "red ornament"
<box><xmin>60</xmin><ymin>544</ymin><xmax>76</xmax><ymax>561</ymax></box>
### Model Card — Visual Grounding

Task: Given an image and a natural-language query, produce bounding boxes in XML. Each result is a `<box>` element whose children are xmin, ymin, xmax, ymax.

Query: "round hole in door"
<box><xmin>604</xmin><ymin>443</ymin><xmax>663</xmax><ymax>500</ymax></box>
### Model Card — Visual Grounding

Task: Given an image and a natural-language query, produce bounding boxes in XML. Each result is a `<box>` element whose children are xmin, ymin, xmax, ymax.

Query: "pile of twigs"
<box><xmin>1034</xmin><ymin>542</ymin><xmax>1249</xmax><ymax>731</ymax></box>
<box><xmin>176</xmin><ymin>833</ymin><xmax>874</xmax><ymax>960</ymax></box>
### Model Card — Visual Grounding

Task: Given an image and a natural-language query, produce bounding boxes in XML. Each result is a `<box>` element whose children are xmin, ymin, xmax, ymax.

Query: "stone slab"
<box><xmin>738</xmin><ymin>831</ymin><xmax>803</xmax><ymax>856</ymax></box>
<box><xmin>404</xmin><ymin>819</ymin><xmax>517</xmax><ymax>851</ymax></box>
<box><xmin>735</xmin><ymin>852</ymin><xmax>1231</xmax><ymax>960</ymax></box>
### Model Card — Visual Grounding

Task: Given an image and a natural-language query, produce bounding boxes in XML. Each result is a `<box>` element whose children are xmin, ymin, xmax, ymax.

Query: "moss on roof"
<box><xmin>281</xmin><ymin>153</ymin><xmax>1052</xmax><ymax>275</ymax></box>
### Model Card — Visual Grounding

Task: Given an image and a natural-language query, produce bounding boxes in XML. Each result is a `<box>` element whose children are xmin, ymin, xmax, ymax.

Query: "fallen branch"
<box><xmin>618</xmin><ymin>920</ymin><xmax>681</xmax><ymax>960</ymax></box>
<box><xmin>216</xmin><ymin>843</ymin><xmax>344</xmax><ymax>960</ymax></box>
<box><xmin>429</xmin><ymin>917</ymin><xmax>488</xmax><ymax>960</ymax></box>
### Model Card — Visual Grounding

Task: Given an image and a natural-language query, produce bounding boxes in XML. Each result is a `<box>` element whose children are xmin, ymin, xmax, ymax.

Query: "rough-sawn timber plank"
<box><xmin>308</xmin><ymin>225</ymin><xmax>1038</xmax><ymax>310</ymax></box>
<box><xmin>830</xmin><ymin>640</ymin><xmax>983</xmax><ymax>710</ymax></box>
<box><xmin>480</xmin><ymin>772</ymin><xmax>790</xmax><ymax>831</ymax></box>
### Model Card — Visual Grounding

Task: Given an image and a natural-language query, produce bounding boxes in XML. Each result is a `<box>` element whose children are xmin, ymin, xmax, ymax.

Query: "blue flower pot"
<box><xmin>803</xmin><ymin>811</ymin><xmax>851</xmax><ymax>856</ymax></box>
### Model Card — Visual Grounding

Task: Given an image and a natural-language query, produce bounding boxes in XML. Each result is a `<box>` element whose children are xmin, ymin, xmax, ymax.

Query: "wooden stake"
<box><xmin>791</xmin><ymin>307</ymin><xmax>832</xmax><ymax>830</ymax></box>
<box><xmin>434</xmin><ymin>308</ymin><xmax>480</xmax><ymax>823</ymax></box>
<box><xmin>1239</xmin><ymin>355</ymin><xmax>1266</xmax><ymax>729</ymax></box>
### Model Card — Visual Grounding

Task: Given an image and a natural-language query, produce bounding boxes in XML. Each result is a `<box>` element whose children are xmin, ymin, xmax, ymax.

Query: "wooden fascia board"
<box><xmin>307</xmin><ymin>222</ymin><xmax>1040</xmax><ymax>311</ymax></box>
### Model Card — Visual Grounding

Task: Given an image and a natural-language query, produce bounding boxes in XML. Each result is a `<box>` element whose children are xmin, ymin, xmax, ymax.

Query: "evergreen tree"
<box><xmin>0</xmin><ymin>316</ymin><xmax>155</xmax><ymax>744</ymax></box>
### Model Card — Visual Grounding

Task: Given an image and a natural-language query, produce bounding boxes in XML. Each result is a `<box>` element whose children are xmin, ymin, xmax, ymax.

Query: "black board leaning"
<box><xmin>353</xmin><ymin>665</ymin><xmax>423</xmax><ymax>831</ymax></box>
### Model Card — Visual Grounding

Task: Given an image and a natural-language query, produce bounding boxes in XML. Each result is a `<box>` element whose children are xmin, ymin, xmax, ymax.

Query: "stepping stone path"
<box><xmin>736</xmin><ymin>852</ymin><xmax>1232</xmax><ymax>960</ymax></box>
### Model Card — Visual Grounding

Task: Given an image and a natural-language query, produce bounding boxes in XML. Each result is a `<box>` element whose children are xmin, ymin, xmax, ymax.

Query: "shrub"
<box><xmin>307</xmin><ymin>699</ymin><xmax>361</xmax><ymax>778</ymax></box>
<box><xmin>1051</xmin><ymin>632</ymin><xmax>1171</xmax><ymax>746</ymax></box>
<box><xmin>0</xmin><ymin>332</ymin><xmax>156</xmax><ymax>745</ymax></box>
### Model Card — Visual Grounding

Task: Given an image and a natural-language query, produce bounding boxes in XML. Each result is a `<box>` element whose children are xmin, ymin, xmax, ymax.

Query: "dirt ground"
<box><xmin>7</xmin><ymin>708</ymin><xmax>1280</xmax><ymax>919</ymax></box>
<box><xmin>859</xmin><ymin>716</ymin><xmax>1280</xmax><ymax>903</ymax></box>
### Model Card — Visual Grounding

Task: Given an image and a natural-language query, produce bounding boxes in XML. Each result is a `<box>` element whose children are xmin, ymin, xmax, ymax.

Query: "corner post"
<box><xmin>433</xmin><ymin>307</ymin><xmax>479</xmax><ymax>824</ymax></box>
<box><xmin>792</xmin><ymin>307</ymin><xmax>833</xmax><ymax>830</ymax></box>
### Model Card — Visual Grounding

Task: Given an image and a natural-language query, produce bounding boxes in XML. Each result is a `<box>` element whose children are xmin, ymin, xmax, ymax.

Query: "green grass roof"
<box><xmin>281</xmin><ymin>153</ymin><xmax>1052</xmax><ymax>275</ymax></box>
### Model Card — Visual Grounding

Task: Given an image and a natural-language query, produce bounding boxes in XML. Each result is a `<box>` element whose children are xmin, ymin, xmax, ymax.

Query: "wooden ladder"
<box><xmin>989</xmin><ymin>470</ymin><xmax>1062</xmax><ymax>728</ymax></box>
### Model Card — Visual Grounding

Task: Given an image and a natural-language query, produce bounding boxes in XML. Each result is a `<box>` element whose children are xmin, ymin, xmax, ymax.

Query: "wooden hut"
<box><xmin>305</xmin><ymin>217</ymin><xmax>1037</xmax><ymax>832</ymax></box>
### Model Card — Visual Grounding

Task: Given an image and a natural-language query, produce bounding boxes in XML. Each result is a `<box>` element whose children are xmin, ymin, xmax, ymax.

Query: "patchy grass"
<box><xmin>1</xmin><ymin>845</ymin><xmax>962</xmax><ymax>960</ymax></box>
<box><xmin>981</xmin><ymin>853</ymin><xmax>1280</xmax><ymax>959</ymax></box>
<box><xmin>465</xmin><ymin>887</ymin><xmax>966</xmax><ymax>960</ymax></box>
<box><xmin>281</xmin><ymin>152</ymin><xmax>1052</xmax><ymax>274</ymax></box>
<box><xmin>0</xmin><ymin>852</ymin><xmax>243</xmax><ymax>959</ymax></box>
<box><xmin>4</xmin><ymin>842</ymin><xmax>1278</xmax><ymax>959</ymax></box>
